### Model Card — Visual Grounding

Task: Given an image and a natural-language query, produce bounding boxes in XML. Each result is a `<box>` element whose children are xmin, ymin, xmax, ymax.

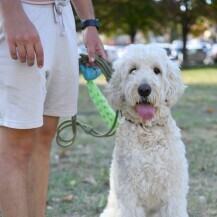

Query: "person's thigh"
<box><xmin>43</xmin><ymin>4</ymin><xmax>79</xmax><ymax>118</ymax></box>
<box><xmin>0</xmin><ymin>3</ymin><xmax>79</xmax><ymax>130</ymax></box>
<box><xmin>0</xmin><ymin>57</ymin><xmax>46</xmax><ymax>129</ymax></box>
<box><xmin>0</xmin><ymin>5</ymin><xmax>48</xmax><ymax>129</ymax></box>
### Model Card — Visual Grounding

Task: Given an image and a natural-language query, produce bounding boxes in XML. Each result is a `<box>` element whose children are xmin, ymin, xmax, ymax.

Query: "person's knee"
<box><xmin>39</xmin><ymin>116</ymin><xmax>59</xmax><ymax>147</ymax></box>
<box><xmin>0</xmin><ymin>127</ymin><xmax>36</xmax><ymax>166</ymax></box>
<box><xmin>39</xmin><ymin>125</ymin><xmax>57</xmax><ymax>148</ymax></box>
<box><xmin>12</xmin><ymin>135</ymin><xmax>35</xmax><ymax>158</ymax></box>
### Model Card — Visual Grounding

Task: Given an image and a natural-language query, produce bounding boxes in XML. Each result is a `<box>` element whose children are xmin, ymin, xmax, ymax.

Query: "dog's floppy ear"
<box><xmin>166</xmin><ymin>60</ymin><xmax>186</xmax><ymax>107</ymax></box>
<box><xmin>105</xmin><ymin>60</ymin><xmax>124</xmax><ymax>110</ymax></box>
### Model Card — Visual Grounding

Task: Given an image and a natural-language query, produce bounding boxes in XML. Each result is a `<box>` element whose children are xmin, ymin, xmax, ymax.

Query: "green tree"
<box><xmin>74</xmin><ymin>0</ymin><xmax>217</xmax><ymax>65</ymax></box>
<box><xmin>93</xmin><ymin>0</ymin><xmax>159</xmax><ymax>42</ymax></box>
<box><xmin>154</xmin><ymin>0</ymin><xmax>215</xmax><ymax>66</ymax></box>
<box><xmin>93</xmin><ymin>0</ymin><xmax>217</xmax><ymax>65</ymax></box>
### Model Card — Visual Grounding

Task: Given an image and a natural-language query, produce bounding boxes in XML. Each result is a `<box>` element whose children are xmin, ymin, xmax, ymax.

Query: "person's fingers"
<box><xmin>87</xmin><ymin>45</ymin><xmax>95</xmax><ymax>63</ymax></box>
<box><xmin>87</xmin><ymin>45</ymin><xmax>108</xmax><ymax>63</ymax></box>
<box><xmin>16</xmin><ymin>43</ymin><xmax>26</xmax><ymax>63</ymax></box>
<box><xmin>97</xmin><ymin>46</ymin><xmax>108</xmax><ymax>60</ymax></box>
<box><xmin>8</xmin><ymin>43</ymin><xmax>18</xmax><ymax>60</ymax></box>
<box><xmin>100</xmin><ymin>52</ymin><xmax>108</xmax><ymax>61</ymax></box>
<box><xmin>6</xmin><ymin>36</ymin><xmax>18</xmax><ymax>60</ymax></box>
<box><xmin>26</xmin><ymin>44</ymin><xmax>35</xmax><ymax>67</ymax></box>
<box><xmin>34</xmin><ymin>41</ymin><xmax>44</xmax><ymax>68</ymax></box>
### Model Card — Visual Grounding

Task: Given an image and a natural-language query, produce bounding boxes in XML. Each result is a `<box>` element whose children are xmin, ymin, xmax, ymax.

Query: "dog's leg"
<box><xmin>100</xmin><ymin>189</ymin><xmax>117</xmax><ymax>217</ymax></box>
<box><xmin>115</xmin><ymin>202</ymin><xmax>146</xmax><ymax>217</ymax></box>
<box><xmin>114</xmin><ymin>182</ymin><xmax>146</xmax><ymax>217</ymax></box>
<box><xmin>159</xmin><ymin>199</ymin><xmax>188</xmax><ymax>217</ymax></box>
<box><xmin>100</xmin><ymin>178</ymin><xmax>142</xmax><ymax>217</ymax></box>
<box><xmin>100</xmin><ymin>164</ymin><xmax>146</xmax><ymax>217</ymax></box>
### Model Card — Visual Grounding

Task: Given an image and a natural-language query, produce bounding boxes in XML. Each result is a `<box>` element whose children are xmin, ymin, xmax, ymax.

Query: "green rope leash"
<box><xmin>86</xmin><ymin>80</ymin><xmax>119</xmax><ymax>129</ymax></box>
<box><xmin>56</xmin><ymin>55</ymin><xmax>120</xmax><ymax>148</ymax></box>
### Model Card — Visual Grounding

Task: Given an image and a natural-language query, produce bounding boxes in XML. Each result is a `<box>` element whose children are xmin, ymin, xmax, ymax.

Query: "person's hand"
<box><xmin>82</xmin><ymin>26</ymin><xmax>107</xmax><ymax>62</ymax></box>
<box><xmin>2</xmin><ymin>11</ymin><xmax>44</xmax><ymax>68</ymax></box>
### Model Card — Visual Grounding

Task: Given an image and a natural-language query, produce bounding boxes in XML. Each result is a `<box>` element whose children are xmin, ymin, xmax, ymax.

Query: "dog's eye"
<box><xmin>154</xmin><ymin>67</ymin><xmax>161</xmax><ymax>75</ymax></box>
<box><xmin>129</xmin><ymin>67</ymin><xmax>137</xmax><ymax>74</ymax></box>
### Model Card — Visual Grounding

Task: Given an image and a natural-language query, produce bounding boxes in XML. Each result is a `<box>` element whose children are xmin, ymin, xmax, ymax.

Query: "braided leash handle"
<box><xmin>79</xmin><ymin>54</ymin><xmax>113</xmax><ymax>82</ymax></box>
<box><xmin>56</xmin><ymin>54</ymin><xmax>119</xmax><ymax>147</ymax></box>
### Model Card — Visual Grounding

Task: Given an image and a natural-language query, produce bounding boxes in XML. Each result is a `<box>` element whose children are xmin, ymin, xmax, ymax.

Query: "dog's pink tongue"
<box><xmin>136</xmin><ymin>104</ymin><xmax>155</xmax><ymax>121</ymax></box>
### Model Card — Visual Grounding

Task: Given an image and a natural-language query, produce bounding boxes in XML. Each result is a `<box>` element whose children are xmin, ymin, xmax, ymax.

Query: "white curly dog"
<box><xmin>100</xmin><ymin>44</ymin><xmax>189</xmax><ymax>217</ymax></box>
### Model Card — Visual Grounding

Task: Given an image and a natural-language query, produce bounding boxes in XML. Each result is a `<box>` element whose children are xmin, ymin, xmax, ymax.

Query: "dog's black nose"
<box><xmin>138</xmin><ymin>84</ymin><xmax>151</xmax><ymax>97</ymax></box>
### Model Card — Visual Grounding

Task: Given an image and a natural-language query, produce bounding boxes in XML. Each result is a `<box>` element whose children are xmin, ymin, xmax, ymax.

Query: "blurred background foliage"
<box><xmin>74</xmin><ymin>0</ymin><xmax>217</xmax><ymax>67</ymax></box>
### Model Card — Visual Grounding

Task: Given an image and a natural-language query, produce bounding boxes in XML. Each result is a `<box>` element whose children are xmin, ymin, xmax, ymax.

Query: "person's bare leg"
<box><xmin>27</xmin><ymin>116</ymin><xmax>59</xmax><ymax>217</ymax></box>
<box><xmin>0</xmin><ymin>127</ymin><xmax>36</xmax><ymax>217</ymax></box>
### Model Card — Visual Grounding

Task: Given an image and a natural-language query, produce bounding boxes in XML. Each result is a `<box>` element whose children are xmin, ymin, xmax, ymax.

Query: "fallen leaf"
<box><xmin>206</xmin><ymin>107</ymin><xmax>215</xmax><ymax>114</ymax></box>
<box><xmin>62</xmin><ymin>194</ymin><xmax>74</xmax><ymax>202</ymax></box>
<box><xmin>83</xmin><ymin>174</ymin><xmax>97</xmax><ymax>185</ymax></box>
<box><xmin>59</xmin><ymin>150</ymin><xmax>67</xmax><ymax>158</ymax></box>
<box><xmin>199</xmin><ymin>166</ymin><xmax>206</xmax><ymax>172</ymax></box>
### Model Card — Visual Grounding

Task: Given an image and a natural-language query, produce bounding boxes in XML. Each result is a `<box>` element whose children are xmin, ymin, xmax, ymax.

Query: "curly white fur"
<box><xmin>100</xmin><ymin>44</ymin><xmax>189</xmax><ymax>217</ymax></box>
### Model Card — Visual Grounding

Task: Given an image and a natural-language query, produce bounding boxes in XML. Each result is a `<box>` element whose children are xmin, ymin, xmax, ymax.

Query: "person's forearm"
<box><xmin>0</xmin><ymin>0</ymin><xmax>44</xmax><ymax>68</ymax></box>
<box><xmin>71</xmin><ymin>0</ymin><xmax>95</xmax><ymax>21</ymax></box>
<box><xmin>0</xmin><ymin>0</ymin><xmax>27</xmax><ymax>25</ymax></box>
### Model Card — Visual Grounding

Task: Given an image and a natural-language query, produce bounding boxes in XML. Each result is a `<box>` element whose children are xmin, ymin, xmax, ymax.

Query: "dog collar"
<box><xmin>124</xmin><ymin>117</ymin><xmax>143</xmax><ymax>127</ymax></box>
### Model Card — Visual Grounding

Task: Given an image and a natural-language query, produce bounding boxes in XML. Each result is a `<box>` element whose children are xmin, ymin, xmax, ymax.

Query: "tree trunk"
<box><xmin>181</xmin><ymin>22</ymin><xmax>189</xmax><ymax>68</ymax></box>
<box><xmin>129</xmin><ymin>28</ymin><xmax>137</xmax><ymax>43</ymax></box>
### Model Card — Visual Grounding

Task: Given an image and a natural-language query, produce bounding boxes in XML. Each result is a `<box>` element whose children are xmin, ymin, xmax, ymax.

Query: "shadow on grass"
<box><xmin>181</xmin><ymin>63</ymin><xmax>217</xmax><ymax>71</ymax></box>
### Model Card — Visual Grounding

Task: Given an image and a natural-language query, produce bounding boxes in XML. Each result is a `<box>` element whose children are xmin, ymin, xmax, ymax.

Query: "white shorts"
<box><xmin>0</xmin><ymin>2</ymin><xmax>79</xmax><ymax>129</ymax></box>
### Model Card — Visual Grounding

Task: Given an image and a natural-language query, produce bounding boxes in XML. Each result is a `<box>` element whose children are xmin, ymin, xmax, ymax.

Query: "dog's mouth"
<box><xmin>136</xmin><ymin>99</ymin><xmax>156</xmax><ymax>121</ymax></box>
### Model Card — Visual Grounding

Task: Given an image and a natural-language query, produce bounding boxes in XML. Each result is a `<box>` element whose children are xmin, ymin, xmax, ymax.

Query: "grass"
<box><xmin>0</xmin><ymin>66</ymin><xmax>216</xmax><ymax>217</ymax></box>
<box><xmin>182</xmin><ymin>65</ymin><xmax>217</xmax><ymax>84</ymax></box>
<box><xmin>175</xmin><ymin>67</ymin><xmax>217</xmax><ymax>217</ymax></box>
<box><xmin>46</xmin><ymin>66</ymin><xmax>217</xmax><ymax>217</ymax></box>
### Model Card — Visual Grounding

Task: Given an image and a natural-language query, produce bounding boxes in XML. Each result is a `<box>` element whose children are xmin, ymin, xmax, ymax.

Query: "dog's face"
<box><xmin>106</xmin><ymin>44</ymin><xmax>186</xmax><ymax>124</ymax></box>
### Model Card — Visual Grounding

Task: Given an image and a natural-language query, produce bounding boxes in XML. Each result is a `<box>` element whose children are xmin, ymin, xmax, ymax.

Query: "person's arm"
<box><xmin>71</xmin><ymin>0</ymin><xmax>107</xmax><ymax>61</ymax></box>
<box><xmin>0</xmin><ymin>0</ymin><xmax>44</xmax><ymax>67</ymax></box>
